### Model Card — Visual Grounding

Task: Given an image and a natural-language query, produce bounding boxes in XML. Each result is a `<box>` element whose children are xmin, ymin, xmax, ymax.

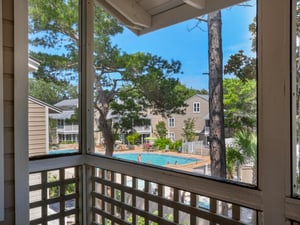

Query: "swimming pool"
<box><xmin>48</xmin><ymin>149</ymin><xmax>79</xmax><ymax>154</ymax></box>
<box><xmin>114</xmin><ymin>153</ymin><xmax>199</xmax><ymax>166</ymax></box>
<box><xmin>48</xmin><ymin>150</ymin><xmax>199</xmax><ymax>167</ymax></box>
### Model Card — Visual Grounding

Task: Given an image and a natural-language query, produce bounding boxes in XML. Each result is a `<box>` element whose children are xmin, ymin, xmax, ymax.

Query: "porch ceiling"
<box><xmin>96</xmin><ymin>0</ymin><xmax>247</xmax><ymax>35</ymax></box>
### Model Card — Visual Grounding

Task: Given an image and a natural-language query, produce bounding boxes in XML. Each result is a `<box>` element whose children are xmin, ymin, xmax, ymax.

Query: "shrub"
<box><xmin>171</xmin><ymin>140</ymin><xmax>182</xmax><ymax>152</ymax></box>
<box><xmin>126</xmin><ymin>132</ymin><xmax>140</xmax><ymax>145</ymax></box>
<box><xmin>154</xmin><ymin>138</ymin><xmax>172</xmax><ymax>150</ymax></box>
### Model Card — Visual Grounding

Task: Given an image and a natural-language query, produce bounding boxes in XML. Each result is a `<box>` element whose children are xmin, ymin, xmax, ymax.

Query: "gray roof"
<box><xmin>28</xmin><ymin>96</ymin><xmax>62</xmax><ymax>114</ymax></box>
<box><xmin>49</xmin><ymin>110</ymin><xmax>75</xmax><ymax>120</ymax></box>
<box><xmin>54</xmin><ymin>99</ymin><xmax>78</xmax><ymax>110</ymax></box>
<box><xmin>196</xmin><ymin>94</ymin><xmax>209</xmax><ymax>101</ymax></box>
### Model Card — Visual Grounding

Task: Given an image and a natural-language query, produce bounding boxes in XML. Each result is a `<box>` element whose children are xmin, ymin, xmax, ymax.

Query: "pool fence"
<box><xmin>182</xmin><ymin>141</ymin><xmax>209</xmax><ymax>156</ymax></box>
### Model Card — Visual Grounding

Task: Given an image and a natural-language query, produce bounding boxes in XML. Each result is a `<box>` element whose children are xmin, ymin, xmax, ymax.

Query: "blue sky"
<box><xmin>111</xmin><ymin>2</ymin><xmax>256</xmax><ymax>90</ymax></box>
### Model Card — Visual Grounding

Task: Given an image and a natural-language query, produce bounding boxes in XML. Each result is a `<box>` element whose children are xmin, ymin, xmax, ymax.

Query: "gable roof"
<box><xmin>186</xmin><ymin>94</ymin><xmax>209</xmax><ymax>102</ymax></box>
<box><xmin>49</xmin><ymin>110</ymin><xmax>75</xmax><ymax>120</ymax></box>
<box><xmin>54</xmin><ymin>99</ymin><xmax>78</xmax><ymax>109</ymax></box>
<box><xmin>28</xmin><ymin>96</ymin><xmax>62</xmax><ymax>114</ymax></box>
<box><xmin>96</xmin><ymin>0</ymin><xmax>247</xmax><ymax>35</ymax></box>
<box><xmin>196</xmin><ymin>94</ymin><xmax>209</xmax><ymax>101</ymax></box>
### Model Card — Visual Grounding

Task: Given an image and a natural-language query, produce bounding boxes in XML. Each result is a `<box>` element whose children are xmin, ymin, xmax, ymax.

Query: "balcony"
<box><xmin>29</xmin><ymin>156</ymin><xmax>260</xmax><ymax>224</ymax></box>
<box><xmin>133</xmin><ymin>126</ymin><xmax>152</xmax><ymax>134</ymax></box>
<box><xmin>57</xmin><ymin>125</ymin><xmax>79</xmax><ymax>134</ymax></box>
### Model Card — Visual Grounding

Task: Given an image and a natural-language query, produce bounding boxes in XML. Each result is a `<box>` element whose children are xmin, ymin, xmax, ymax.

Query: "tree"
<box><xmin>29</xmin><ymin>78</ymin><xmax>78</xmax><ymax>105</ymax></box>
<box><xmin>182</xmin><ymin>118</ymin><xmax>195</xmax><ymax>142</ymax></box>
<box><xmin>29</xmin><ymin>0</ymin><xmax>189</xmax><ymax>157</ymax></box>
<box><xmin>93</xmin><ymin>50</ymin><xmax>187</xmax><ymax>156</ymax></box>
<box><xmin>126</xmin><ymin>132</ymin><xmax>140</xmax><ymax>145</ymax></box>
<box><xmin>226</xmin><ymin>146</ymin><xmax>244</xmax><ymax>180</ymax></box>
<box><xmin>227</xmin><ymin>130</ymin><xmax>257</xmax><ymax>183</ymax></box>
<box><xmin>224</xmin><ymin>50</ymin><xmax>256</xmax><ymax>82</ymax></box>
<box><xmin>207</xmin><ymin>10</ymin><xmax>226</xmax><ymax>178</ymax></box>
<box><xmin>155</xmin><ymin>121</ymin><xmax>168</xmax><ymax>139</ymax></box>
<box><xmin>223</xmin><ymin>78</ymin><xmax>256</xmax><ymax>134</ymax></box>
<box><xmin>110</xmin><ymin>86</ymin><xmax>150</xmax><ymax>135</ymax></box>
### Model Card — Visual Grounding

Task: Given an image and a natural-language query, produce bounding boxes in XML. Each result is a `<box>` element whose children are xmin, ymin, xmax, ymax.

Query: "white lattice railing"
<box><xmin>29</xmin><ymin>155</ymin><xmax>263</xmax><ymax>225</ymax></box>
<box><xmin>86</xmin><ymin>157</ymin><xmax>259</xmax><ymax>225</ymax></box>
<box><xmin>29</xmin><ymin>166</ymin><xmax>81</xmax><ymax>225</ymax></box>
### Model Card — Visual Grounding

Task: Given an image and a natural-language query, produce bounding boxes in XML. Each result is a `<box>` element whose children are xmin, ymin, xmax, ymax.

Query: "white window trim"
<box><xmin>0</xmin><ymin>0</ymin><xmax>4</xmax><ymax>220</ymax></box>
<box><xmin>168</xmin><ymin>117</ymin><xmax>175</xmax><ymax>128</ymax></box>
<box><xmin>168</xmin><ymin>132</ymin><xmax>175</xmax><ymax>141</ymax></box>
<box><xmin>193</xmin><ymin>102</ymin><xmax>200</xmax><ymax>113</ymax></box>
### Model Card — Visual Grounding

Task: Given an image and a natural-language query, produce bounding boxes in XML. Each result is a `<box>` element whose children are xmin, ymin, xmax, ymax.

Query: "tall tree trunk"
<box><xmin>99</xmin><ymin>113</ymin><xmax>114</xmax><ymax>157</ymax></box>
<box><xmin>208</xmin><ymin>10</ymin><xmax>226</xmax><ymax>179</ymax></box>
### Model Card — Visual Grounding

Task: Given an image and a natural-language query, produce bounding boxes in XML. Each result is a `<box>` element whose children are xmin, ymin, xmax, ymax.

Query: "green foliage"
<box><xmin>226</xmin><ymin>147</ymin><xmax>244</xmax><ymax>179</ymax></box>
<box><xmin>127</xmin><ymin>215</ymin><xmax>146</xmax><ymax>225</ymax></box>
<box><xmin>153</xmin><ymin>139</ymin><xmax>182</xmax><ymax>151</ymax></box>
<box><xmin>155</xmin><ymin>121</ymin><xmax>167</xmax><ymax>139</ymax></box>
<box><xmin>65</xmin><ymin>107</ymin><xmax>79</xmax><ymax>124</ymax></box>
<box><xmin>60</xmin><ymin>140</ymin><xmax>76</xmax><ymax>144</ymax></box>
<box><xmin>65</xmin><ymin>183</ymin><xmax>75</xmax><ymax>195</ymax></box>
<box><xmin>29</xmin><ymin>0</ymin><xmax>190</xmax><ymax>155</ymax></box>
<box><xmin>154</xmin><ymin>138</ymin><xmax>172</xmax><ymax>150</ymax></box>
<box><xmin>122</xmin><ymin>52</ymin><xmax>188</xmax><ymax>117</ymax></box>
<box><xmin>47</xmin><ymin>174</ymin><xmax>59</xmax><ymax>198</ymax></box>
<box><xmin>234</xmin><ymin>129</ymin><xmax>257</xmax><ymax>160</ymax></box>
<box><xmin>223</xmin><ymin>78</ymin><xmax>256</xmax><ymax>132</ymax></box>
<box><xmin>224</xmin><ymin>50</ymin><xmax>256</xmax><ymax>82</ymax></box>
<box><xmin>172</xmin><ymin>140</ymin><xmax>183</xmax><ymax>152</ymax></box>
<box><xmin>248</xmin><ymin>17</ymin><xmax>257</xmax><ymax>52</ymax></box>
<box><xmin>29</xmin><ymin>78</ymin><xmax>78</xmax><ymax>105</ymax></box>
<box><xmin>226</xmin><ymin>129</ymin><xmax>257</xmax><ymax>180</ymax></box>
<box><xmin>182</xmin><ymin>118</ymin><xmax>195</xmax><ymax>142</ymax></box>
<box><xmin>126</xmin><ymin>132</ymin><xmax>140</xmax><ymax>145</ymax></box>
<box><xmin>110</xmin><ymin>86</ymin><xmax>150</xmax><ymax>133</ymax></box>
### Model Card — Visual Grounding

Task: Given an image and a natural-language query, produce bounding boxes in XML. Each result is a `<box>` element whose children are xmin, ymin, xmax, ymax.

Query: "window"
<box><xmin>193</xmin><ymin>102</ymin><xmax>200</xmax><ymax>113</ymax></box>
<box><xmin>168</xmin><ymin>118</ymin><xmax>175</xmax><ymax>128</ymax></box>
<box><xmin>91</xmin><ymin>0</ymin><xmax>257</xmax><ymax>185</ymax></box>
<box><xmin>169</xmin><ymin>132</ymin><xmax>175</xmax><ymax>141</ymax></box>
<box><xmin>28</xmin><ymin>0</ymin><xmax>80</xmax><ymax>158</ymax></box>
<box><xmin>27</xmin><ymin>0</ymin><xmax>81</xmax><ymax>222</ymax></box>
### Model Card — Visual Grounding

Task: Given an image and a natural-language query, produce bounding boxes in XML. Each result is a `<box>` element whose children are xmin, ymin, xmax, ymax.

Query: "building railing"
<box><xmin>57</xmin><ymin>125</ymin><xmax>79</xmax><ymax>133</ymax></box>
<box><xmin>29</xmin><ymin>155</ymin><xmax>263</xmax><ymax>224</ymax></box>
<box><xmin>88</xmin><ymin>164</ymin><xmax>257</xmax><ymax>224</ymax></box>
<box><xmin>133</xmin><ymin>126</ymin><xmax>151</xmax><ymax>134</ymax></box>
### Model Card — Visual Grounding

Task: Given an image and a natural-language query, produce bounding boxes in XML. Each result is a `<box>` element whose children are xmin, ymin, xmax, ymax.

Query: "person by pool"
<box><xmin>138</xmin><ymin>154</ymin><xmax>142</xmax><ymax>162</ymax></box>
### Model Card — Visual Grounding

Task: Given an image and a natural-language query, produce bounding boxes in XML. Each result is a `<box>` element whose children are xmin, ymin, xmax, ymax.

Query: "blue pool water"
<box><xmin>48</xmin><ymin>150</ymin><xmax>199</xmax><ymax>167</ymax></box>
<box><xmin>114</xmin><ymin>153</ymin><xmax>199</xmax><ymax>166</ymax></box>
<box><xmin>48</xmin><ymin>149</ymin><xmax>78</xmax><ymax>154</ymax></box>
